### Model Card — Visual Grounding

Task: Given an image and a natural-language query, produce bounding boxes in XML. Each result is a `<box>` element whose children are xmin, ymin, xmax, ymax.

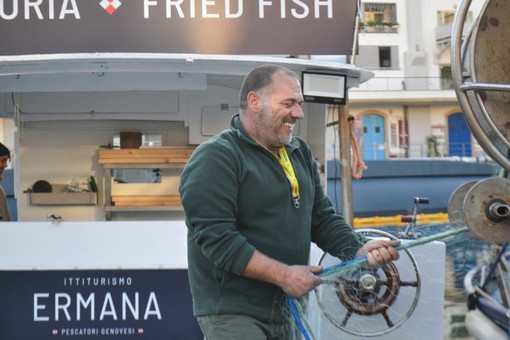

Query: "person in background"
<box><xmin>0</xmin><ymin>142</ymin><xmax>11</xmax><ymax>221</ymax></box>
<box><xmin>179</xmin><ymin>65</ymin><xmax>400</xmax><ymax>340</ymax></box>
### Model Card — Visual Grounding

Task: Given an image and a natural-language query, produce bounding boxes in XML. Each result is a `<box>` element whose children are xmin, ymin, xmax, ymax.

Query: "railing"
<box><xmin>359</xmin><ymin>26</ymin><xmax>399</xmax><ymax>34</ymax></box>
<box><xmin>436</xmin><ymin>23</ymin><xmax>455</xmax><ymax>42</ymax></box>
<box><xmin>326</xmin><ymin>142</ymin><xmax>484</xmax><ymax>161</ymax></box>
<box><xmin>362</xmin><ymin>142</ymin><xmax>481</xmax><ymax>159</ymax></box>
<box><xmin>352</xmin><ymin>77</ymin><xmax>454</xmax><ymax>91</ymax></box>
<box><xmin>435</xmin><ymin>22</ymin><xmax>471</xmax><ymax>42</ymax></box>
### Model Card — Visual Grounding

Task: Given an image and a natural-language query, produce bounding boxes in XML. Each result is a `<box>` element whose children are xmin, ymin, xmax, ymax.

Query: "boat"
<box><xmin>327</xmin><ymin>159</ymin><xmax>497</xmax><ymax>218</ymax></box>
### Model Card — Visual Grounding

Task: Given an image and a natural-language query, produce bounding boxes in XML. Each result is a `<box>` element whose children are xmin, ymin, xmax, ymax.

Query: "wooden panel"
<box><xmin>98</xmin><ymin>147</ymin><xmax>195</xmax><ymax>165</ymax></box>
<box><xmin>112</xmin><ymin>195</ymin><xmax>181</xmax><ymax>207</ymax></box>
<box><xmin>111</xmin><ymin>179</ymin><xmax>179</xmax><ymax>196</ymax></box>
<box><xmin>30</xmin><ymin>185</ymin><xmax>97</xmax><ymax>206</ymax></box>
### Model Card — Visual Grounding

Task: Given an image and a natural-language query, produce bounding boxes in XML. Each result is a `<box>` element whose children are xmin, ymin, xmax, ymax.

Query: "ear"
<box><xmin>247</xmin><ymin>91</ymin><xmax>262</xmax><ymax>112</ymax></box>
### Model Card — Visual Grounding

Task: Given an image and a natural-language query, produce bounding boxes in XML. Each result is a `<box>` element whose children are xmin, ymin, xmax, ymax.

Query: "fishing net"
<box><xmin>283</xmin><ymin>222</ymin><xmax>508</xmax><ymax>340</ymax></box>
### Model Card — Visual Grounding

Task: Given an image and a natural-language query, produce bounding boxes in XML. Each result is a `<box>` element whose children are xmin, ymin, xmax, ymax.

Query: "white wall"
<box><xmin>408</xmin><ymin>106</ymin><xmax>432</xmax><ymax>158</ymax></box>
<box><xmin>356</xmin><ymin>0</ymin><xmax>486</xmax><ymax>88</ymax></box>
<box><xmin>0</xmin><ymin>117</ymin><xmax>15</xmax><ymax>169</ymax></box>
<box><xmin>0</xmin><ymin>220</ymin><xmax>189</xmax><ymax>269</ymax></box>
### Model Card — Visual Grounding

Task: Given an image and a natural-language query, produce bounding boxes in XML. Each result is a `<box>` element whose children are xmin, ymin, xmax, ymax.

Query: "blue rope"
<box><xmin>288</xmin><ymin>257</ymin><xmax>360</xmax><ymax>340</ymax></box>
<box><xmin>288</xmin><ymin>296</ymin><xmax>312</xmax><ymax>340</ymax></box>
<box><xmin>318</xmin><ymin>255</ymin><xmax>367</xmax><ymax>275</ymax></box>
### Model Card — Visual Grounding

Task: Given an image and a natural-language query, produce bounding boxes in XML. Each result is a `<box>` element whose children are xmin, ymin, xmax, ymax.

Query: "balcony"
<box><xmin>359</xmin><ymin>21</ymin><xmax>399</xmax><ymax>34</ymax></box>
<box><xmin>435</xmin><ymin>22</ymin><xmax>471</xmax><ymax>43</ymax></box>
<box><xmin>436</xmin><ymin>23</ymin><xmax>454</xmax><ymax>43</ymax></box>
<box><xmin>352</xmin><ymin>77</ymin><xmax>454</xmax><ymax>91</ymax></box>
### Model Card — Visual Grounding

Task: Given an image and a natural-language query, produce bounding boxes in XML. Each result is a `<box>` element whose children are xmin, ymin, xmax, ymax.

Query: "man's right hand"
<box><xmin>243</xmin><ymin>250</ymin><xmax>322</xmax><ymax>298</ymax></box>
<box><xmin>279</xmin><ymin>265</ymin><xmax>323</xmax><ymax>298</ymax></box>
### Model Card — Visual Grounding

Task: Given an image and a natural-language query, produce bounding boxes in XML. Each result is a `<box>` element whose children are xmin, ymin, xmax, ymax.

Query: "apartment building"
<box><xmin>344</xmin><ymin>0</ymin><xmax>486</xmax><ymax>160</ymax></box>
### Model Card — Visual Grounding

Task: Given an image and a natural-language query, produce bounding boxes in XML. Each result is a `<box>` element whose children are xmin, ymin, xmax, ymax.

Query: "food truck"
<box><xmin>0</xmin><ymin>1</ymin><xmax>446</xmax><ymax>339</ymax></box>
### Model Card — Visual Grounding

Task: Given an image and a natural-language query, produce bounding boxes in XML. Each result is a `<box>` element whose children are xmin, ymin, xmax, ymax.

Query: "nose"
<box><xmin>291</xmin><ymin>104</ymin><xmax>305</xmax><ymax>120</ymax></box>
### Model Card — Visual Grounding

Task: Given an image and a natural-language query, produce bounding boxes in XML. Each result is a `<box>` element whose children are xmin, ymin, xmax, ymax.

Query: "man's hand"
<box><xmin>243</xmin><ymin>251</ymin><xmax>323</xmax><ymax>298</ymax></box>
<box><xmin>279</xmin><ymin>265</ymin><xmax>323</xmax><ymax>298</ymax></box>
<box><xmin>356</xmin><ymin>239</ymin><xmax>401</xmax><ymax>267</ymax></box>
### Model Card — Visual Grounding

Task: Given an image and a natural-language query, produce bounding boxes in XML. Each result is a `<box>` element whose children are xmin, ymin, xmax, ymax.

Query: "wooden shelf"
<box><xmin>104</xmin><ymin>206</ymin><xmax>183</xmax><ymax>212</ymax></box>
<box><xmin>101</xmin><ymin>163</ymin><xmax>185</xmax><ymax>170</ymax></box>
<box><xmin>98</xmin><ymin>147</ymin><xmax>195</xmax><ymax>165</ymax></box>
<box><xmin>112</xmin><ymin>195</ymin><xmax>181</xmax><ymax>207</ymax></box>
<box><xmin>30</xmin><ymin>185</ymin><xmax>97</xmax><ymax>206</ymax></box>
<box><xmin>98</xmin><ymin>147</ymin><xmax>194</xmax><ymax>220</ymax></box>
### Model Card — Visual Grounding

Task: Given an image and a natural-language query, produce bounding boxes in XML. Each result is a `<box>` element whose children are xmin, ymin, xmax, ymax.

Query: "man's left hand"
<box><xmin>356</xmin><ymin>239</ymin><xmax>400</xmax><ymax>267</ymax></box>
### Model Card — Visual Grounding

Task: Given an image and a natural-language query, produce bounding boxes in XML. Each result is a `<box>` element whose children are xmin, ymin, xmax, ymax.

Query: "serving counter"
<box><xmin>0</xmin><ymin>221</ymin><xmax>202</xmax><ymax>339</ymax></box>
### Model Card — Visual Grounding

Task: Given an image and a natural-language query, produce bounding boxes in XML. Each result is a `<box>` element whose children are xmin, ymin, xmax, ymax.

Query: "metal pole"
<box><xmin>339</xmin><ymin>0</ymin><xmax>360</xmax><ymax>225</ymax></box>
<box><xmin>337</xmin><ymin>100</ymin><xmax>354</xmax><ymax>225</ymax></box>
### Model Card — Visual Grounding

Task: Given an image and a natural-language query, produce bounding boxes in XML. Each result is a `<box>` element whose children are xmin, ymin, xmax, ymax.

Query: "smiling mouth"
<box><xmin>284</xmin><ymin>121</ymin><xmax>295</xmax><ymax>130</ymax></box>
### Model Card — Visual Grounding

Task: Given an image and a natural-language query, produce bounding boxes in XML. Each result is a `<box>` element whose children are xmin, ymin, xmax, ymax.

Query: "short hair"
<box><xmin>0</xmin><ymin>143</ymin><xmax>10</xmax><ymax>158</ymax></box>
<box><xmin>239</xmin><ymin>65</ymin><xmax>298</xmax><ymax>110</ymax></box>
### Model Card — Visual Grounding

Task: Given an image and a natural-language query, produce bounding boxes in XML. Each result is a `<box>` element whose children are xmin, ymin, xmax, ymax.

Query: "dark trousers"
<box><xmin>197</xmin><ymin>314</ymin><xmax>300</xmax><ymax>340</ymax></box>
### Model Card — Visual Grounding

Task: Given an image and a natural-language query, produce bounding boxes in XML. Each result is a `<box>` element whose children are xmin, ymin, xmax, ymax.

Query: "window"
<box><xmin>440</xmin><ymin>66</ymin><xmax>453</xmax><ymax>89</ymax></box>
<box><xmin>356</xmin><ymin>46</ymin><xmax>399</xmax><ymax>70</ymax></box>
<box><xmin>437</xmin><ymin>10</ymin><xmax>473</xmax><ymax>26</ymax></box>
<box><xmin>364</xmin><ymin>3</ymin><xmax>397</xmax><ymax>24</ymax></box>
<box><xmin>437</xmin><ymin>11</ymin><xmax>456</xmax><ymax>25</ymax></box>
<box><xmin>379</xmin><ymin>47</ymin><xmax>392</xmax><ymax>68</ymax></box>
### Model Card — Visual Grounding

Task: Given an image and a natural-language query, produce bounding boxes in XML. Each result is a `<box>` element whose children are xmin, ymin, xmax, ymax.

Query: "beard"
<box><xmin>255</xmin><ymin>102</ymin><xmax>293</xmax><ymax>149</ymax></box>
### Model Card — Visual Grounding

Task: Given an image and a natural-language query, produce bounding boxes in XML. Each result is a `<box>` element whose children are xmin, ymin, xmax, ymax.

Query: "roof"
<box><xmin>0</xmin><ymin>53</ymin><xmax>373</xmax><ymax>93</ymax></box>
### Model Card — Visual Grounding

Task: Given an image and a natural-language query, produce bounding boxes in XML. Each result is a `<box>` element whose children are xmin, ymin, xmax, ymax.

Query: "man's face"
<box><xmin>255</xmin><ymin>72</ymin><xmax>305</xmax><ymax>149</ymax></box>
<box><xmin>0</xmin><ymin>156</ymin><xmax>9</xmax><ymax>175</ymax></box>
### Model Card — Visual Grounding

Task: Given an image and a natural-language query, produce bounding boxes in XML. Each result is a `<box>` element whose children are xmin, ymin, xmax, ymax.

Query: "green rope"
<box><xmin>319</xmin><ymin>225</ymin><xmax>469</xmax><ymax>280</ymax></box>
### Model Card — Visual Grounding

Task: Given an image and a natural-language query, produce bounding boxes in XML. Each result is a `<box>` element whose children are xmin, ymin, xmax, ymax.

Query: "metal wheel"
<box><xmin>463</xmin><ymin>177</ymin><xmax>510</xmax><ymax>244</ymax></box>
<box><xmin>314</xmin><ymin>228</ymin><xmax>421</xmax><ymax>337</ymax></box>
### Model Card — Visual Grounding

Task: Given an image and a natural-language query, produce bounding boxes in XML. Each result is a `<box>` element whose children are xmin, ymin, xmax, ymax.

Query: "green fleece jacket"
<box><xmin>179</xmin><ymin>114</ymin><xmax>365</xmax><ymax>323</ymax></box>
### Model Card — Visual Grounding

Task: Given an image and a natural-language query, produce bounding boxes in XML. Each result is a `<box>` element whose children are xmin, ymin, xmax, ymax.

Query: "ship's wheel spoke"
<box><xmin>381</xmin><ymin>309</ymin><xmax>394</xmax><ymax>328</ymax></box>
<box><xmin>340</xmin><ymin>310</ymin><xmax>353</xmax><ymax>327</ymax></box>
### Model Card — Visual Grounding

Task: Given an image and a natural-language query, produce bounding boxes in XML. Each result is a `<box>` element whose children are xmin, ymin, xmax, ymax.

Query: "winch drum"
<box><xmin>452</xmin><ymin>0</ymin><xmax>510</xmax><ymax>171</ymax></box>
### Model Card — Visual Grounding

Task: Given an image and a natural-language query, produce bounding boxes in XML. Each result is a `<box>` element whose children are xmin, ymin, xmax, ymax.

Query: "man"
<box><xmin>0</xmin><ymin>142</ymin><xmax>11</xmax><ymax>221</ymax></box>
<box><xmin>179</xmin><ymin>65</ymin><xmax>399</xmax><ymax>339</ymax></box>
